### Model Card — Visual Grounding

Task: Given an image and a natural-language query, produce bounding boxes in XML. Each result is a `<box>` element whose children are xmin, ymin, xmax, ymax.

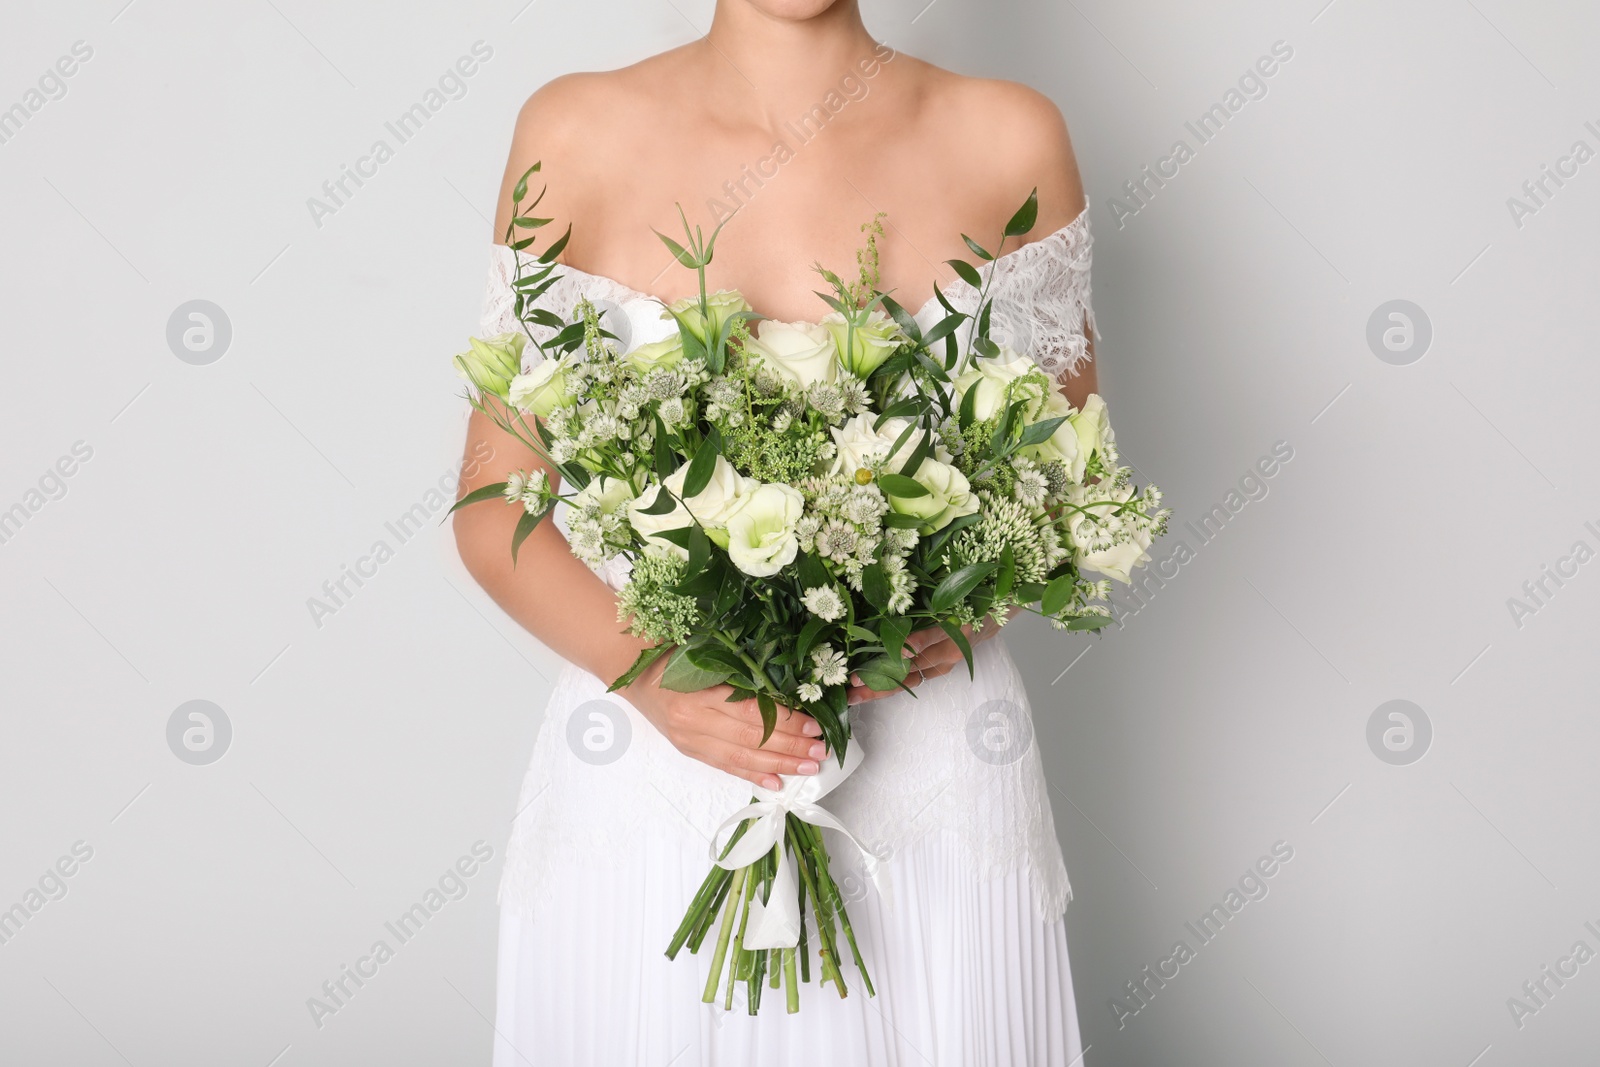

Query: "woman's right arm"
<box><xmin>452</xmin><ymin>87</ymin><xmax>825</xmax><ymax>791</ymax></box>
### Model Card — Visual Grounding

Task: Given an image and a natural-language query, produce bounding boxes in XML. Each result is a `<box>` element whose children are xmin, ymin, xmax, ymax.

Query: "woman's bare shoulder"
<box><xmin>913</xmin><ymin>65</ymin><xmax>1086</xmax><ymax>234</ymax></box>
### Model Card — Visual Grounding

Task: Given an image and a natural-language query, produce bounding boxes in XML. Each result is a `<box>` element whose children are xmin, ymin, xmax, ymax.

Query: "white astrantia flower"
<box><xmin>1063</xmin><ymin>482</ymin><xmax>1153</xmax><ymax>583</ymax></box>
<box><xmin>1012</xmin><ymin>457</ymin><xmax>1050</xmax><ymax>509</ymax></box>
<box><xmin>798</xmin><ymin>682</ymin><xmax>824</xmax><ymax>704</ymax></box>
<box><xmin>811</xmin><ymin>644</ymin><xmax>849</xmax><ymax>687</ymax></box>
<box><xmin>503</xmin><ymin>470</ymin><xmax>530</xmax><ymax>504</ymax></box>
<box><xmin>519</xmin><ymin>471</ymin><xmax>551</xmax><ymax>514</ymax></box>
<box><xmin>801</xmin><ymin>585</ymin><xmax>846</xmax><ymax>622</ymax></box>
<box><xmin>724</xmin><ymin>482</ymin><xmax>804</xmax><ymax>578</ymax></box>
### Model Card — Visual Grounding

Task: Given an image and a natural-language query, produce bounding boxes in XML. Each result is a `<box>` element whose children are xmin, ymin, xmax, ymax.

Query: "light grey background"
<box><xmin>2</xmin><ymin>0</ymin><xmax>1596</xmax><ymax>1064</ymax></box>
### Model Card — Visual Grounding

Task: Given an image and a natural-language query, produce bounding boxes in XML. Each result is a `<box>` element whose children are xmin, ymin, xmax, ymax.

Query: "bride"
<box><xmin>455</xmin><ymin>1</ymin><xmax>1099</xmax><ymax>1063</ymax></box>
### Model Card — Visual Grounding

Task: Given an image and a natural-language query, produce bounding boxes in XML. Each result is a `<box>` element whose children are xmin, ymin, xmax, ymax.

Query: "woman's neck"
<box><xmin>703</xmin><ymin>2</ymin><xmax>883</xmax><ymax>125</ymax></box>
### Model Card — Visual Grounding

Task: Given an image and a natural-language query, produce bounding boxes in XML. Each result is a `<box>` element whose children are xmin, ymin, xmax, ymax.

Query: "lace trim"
<box><xmin>480</xmin><ymin>202</ymin><xmax>1098</xmax><ymax>380</ymax></box>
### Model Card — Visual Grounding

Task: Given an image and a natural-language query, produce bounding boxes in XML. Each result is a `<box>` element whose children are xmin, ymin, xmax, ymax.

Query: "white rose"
<box><xmin>508</xmin><ymin>358</ymin><xmax>573</xmax><ymax>417</ymax></box>
<box><xmin>745</xmin><ymin>320</ymin><xmax>839</xmax><ymax>389</ymax></box>
<box><xmin>1070</xmin><ymin>394</ymin><xmax>1114</xmax><ymax>465</ymax></box>
<box><xmin>625</xmin><ymin>335</ymin><xmax>684</xmax><ymax>374</ymax></box>
<box><xmin>572</xmin><ymin>474</ymin><xmax>638</xmax><ymax>515</ymax></box>
<box><xmin>885</xmin><ymin>457</ymin><xmax>979</xmax><ymax>533</ymax></box>
<box><xmin>828</xmin><ymin>414</ymin><xmax>937</xmax><ymax>478</ymax></box>
<box><xmin>725</xmin><ymin>483</ymin><xmax>804</xmax><ymax>578</ymax></box>
<box><xmin>821</xmin><ymin>308</ymin><xmax>902</xmax><ymax>378</ymax></box>
<box><xmin>627</xmin><ymin>455</ymin><xmax>757</xmax><ymax>557</ymax></box>
<box><xmin>1025</xmin><ymin>390</ymin><xmax>1085</xmax><ymax>482</ymax></box>
<box><xmin>1065</xmin><ymin>484</ymin><xmax>1151</xmax><ymax>583</ymax></box>
<box><xmin>953</xmin><ymin>348</ymin><xmax>1045</xmax><ymax>422</ymax></box>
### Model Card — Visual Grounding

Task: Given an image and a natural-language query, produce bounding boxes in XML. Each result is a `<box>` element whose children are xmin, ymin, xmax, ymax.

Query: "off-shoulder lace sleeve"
<box><xmin>938</xmin><ymin>208</ymin><xmax>1098</xmax><ymax>380</ymax></box>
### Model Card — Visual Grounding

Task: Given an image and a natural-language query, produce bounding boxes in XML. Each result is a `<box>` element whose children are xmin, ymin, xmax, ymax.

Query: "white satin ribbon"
<box><xmin>708</xmin><ymin>739</ymin><xmax>891</xmax><ymax>950</ymax></box>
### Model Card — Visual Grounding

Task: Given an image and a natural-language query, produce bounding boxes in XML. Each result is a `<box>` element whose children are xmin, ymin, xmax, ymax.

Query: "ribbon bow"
<box><xmin>708</xmin><ymin>739</ymin><xmax>890</xmax><ymax>950</ymax></box>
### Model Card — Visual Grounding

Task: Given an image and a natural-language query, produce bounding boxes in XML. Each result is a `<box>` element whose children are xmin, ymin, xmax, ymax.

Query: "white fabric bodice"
<box><xmin>480</xmin><ymin>206</ymin><xmax>1098</xmax><ymax>924</ymax></box>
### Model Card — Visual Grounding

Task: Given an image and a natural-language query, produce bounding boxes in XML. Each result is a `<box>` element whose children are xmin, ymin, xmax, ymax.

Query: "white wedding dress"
<box><xmin>478</xmin><ymin>205</ymin><xmax>1098</xmax><ymax>1067</ymax></box>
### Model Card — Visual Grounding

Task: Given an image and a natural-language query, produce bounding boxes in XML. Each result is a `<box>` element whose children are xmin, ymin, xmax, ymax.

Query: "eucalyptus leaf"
<box><xmin>447</xmin><ymin>482</ymin><xmax>508</xmax><ymax>515</ymax></box>
<box><xmin>1004</xmin><ymin>188</ymin><xmax>1039</xmax><ymax>237</ymax></box>
<box><xmin>929</xmin><ymin>560</ymin><xmax>998</xmax><ymax>613</ymax></box>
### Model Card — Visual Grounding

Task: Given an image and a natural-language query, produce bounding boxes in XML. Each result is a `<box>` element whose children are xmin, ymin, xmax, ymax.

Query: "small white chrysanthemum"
<box><xmin>801</xmin><ymin>585</ymin><xmax>846</xmax><ymax>622</ymax></box>
<box><xmin>811</xmin><ymin>647</ymin><xmax>849</xmax><ymax>687</ymax></box>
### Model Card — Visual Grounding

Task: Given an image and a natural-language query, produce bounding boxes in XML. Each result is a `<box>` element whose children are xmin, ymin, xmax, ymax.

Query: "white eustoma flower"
<box><xmin>508</xmin><ymin>358</ymin><xmax>573</xmax><ymax>417</ymax></box>
<box><xmin>626</xmin><ymin>455</ymin><xmax>756</xmax><ymax>558</ymax></box>
<box><xmin>821</xmin><ymin>308</ymin><xmax>902</xmax><ymax>378</ymax></box>
<box><xmin>745</xmin><ymin>320</ymin><xmax>839</xmax><ymax>390</ymax></box>
<box><xmin>724</xmin><ymin>482</ymin><xmax>804</xmax><ymax>578</ymax></box>
<box><xmin>663</xmin><ymin>290</ymin><xmax>752</xmax><ymax>344</ymax></box>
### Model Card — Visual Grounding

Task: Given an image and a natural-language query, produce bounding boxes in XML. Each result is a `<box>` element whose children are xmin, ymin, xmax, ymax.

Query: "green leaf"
<box><xmin>683</xmin><ymin>524</ymin><xmax>711</xmax><ymax>579</ymax></box>
<box><xmin>652</xmin><ymin>526</ymin><xmax>694</xmax><ymax>548</ymax></box>
<box><xmin>882</xmin><ymin>512</ymin><xmax>925</xmax><ymax>529</ymax></box>
<box><xmin>797</xmin><ymin>552</ymin><xmax>830</xmax><ymax>590</ymax></box>
<box><xmin>607</xmin><ymin>644</ymin><xmax>671</xmax><ymax>692</ymax></box>
<box><xmin>879</xmin><ymin>616</ymin><xmax>912</xmax><ymax>660</ymax></box>
<box><xmin>962</xmin><ymin>234</ymin><xmax>994</xmax><ymax>261</ymax></box>
<box><xmin>653</xmin><ymin>414</ymin><xmax>679</xmax><ymax>476</ymax></box>
<box><xmin>995</xmin><ymin>544</ymin><xmax>1016</xmax><ymax>601</ymax></box>
<box><xmin>1016</xmin><ymin>415</ymin><xmax>1069</xmax><ymax>449</ymax></box>
<box><xmin>845</xmin><ymin>623</ymin><xmax>879</xmax><ymax>644</ymax></box>
<box><xmin>990</xmin><ymin>398</ymin><xmax>1026</xmax><ymax>453</ymax></box>
<box><xmin>855</xmin><ymin>653</ymin><xmax>908</xmax><ymax>693</ymax></box>
<box><xmin>957</xmin><ymin>383</ymin><xmax>980</xmax><ymax>431</ymax></box>
<box><xmin>756</xmin><ymin>692</ymin><xmax>777</xmax><ymax>745</ymax></box>
<box><xmin>512</xmin><ymin>215</ymin><xmax>552</xmax><ymax>229</ymax></box>
<box><xmin>937</xmin><ymin>619</ymin><xmax>976</xmax><ymax>677</ymax></box>
<box><xmin>511</xmin><ymin>161</ymin><xmax>540</xmax><ymax>204</ymax></box>
<box><xmin>922</xmin><ymin>314</ymin><xmax>964</xmax><ymax>347</ymax></box>
<box><xmin>538</xmin><ymin>224</ymin><xmax>572</xmax><ymax>264</ymax></box>
<box><xmin>1004</xmin><ymin>188</ymin><xmax>1039</xmax><ymax>237</ymax></box>
<box><xmin>929</xmin><ymin>560</ymin><xmax>999</xmax><ymax>613</ymax></box>
<box><xmin>659</xmin><ymin>645</ymin><xmax>731</xmax><ymax>692</ymax></box>
<box><xmin>654</xmin><ymin>229</ymin><xmax>700</xmax><ymax>269</ymax></box>
<box><xmin>873</xmin><ymin>397</ymin><xmax>925</xmax><ymax>430</ymax></box>
<box><xmin>877</xmin><ymin>473</ymin><xmax>927</xmax><ymax>499</ymax></box>
<box><xmin>861</xmin><ymin>562</ymin><xmax>892</xmax><ymax>612</ymax></box>
<box><xmin>510</xmin><ymin>506</ymin><xmax>546</xmax><ymax>565</ymax></box>
<box><xmin>680</xmin><ymin>426</ymin><xmax>722</xmax><ymax>499</ymax></box>
<box><xmin>1066</xmin><ymin>614</ymin><xmax>1113</xmax><ymax>631</ymax></box>
<box><xmin>637</xmin><ymin>486</ymin><xmax>679</xmax><ymax>515</ymax></box>
<box><xmin>945</xmin><ymin>259</ymin><xmax>983</xmax><ymax>289</ymax></box>
<box><xmin>795</xmin><ymin>616</ymin><xmax>827</xmax><ymax>664</ymax></box>
<box><xmin>447</xmin><ymin>482</ymin><xmax>508</xmax><ymax>515</ymax></box>
<box><xmin>1040</xmin><ymin>574</ymin><xmax>1077</xmax><ymax>616</ymax></box>
<box><xmin>880</xmin><ymin>295</ymin><xmax>923</xmax><ymax>345</ymax></box>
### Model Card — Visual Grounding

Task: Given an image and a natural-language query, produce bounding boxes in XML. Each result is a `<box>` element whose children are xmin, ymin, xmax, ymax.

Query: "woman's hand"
<box><xmin>847</xmin><ymin>610</ymin><xmax>1017</xmax><ymax>706</ymax></box>
<box><xmin>625</xmin><ymin>660</ymin><xmax>826</xmax><ymax>791</ymax></box>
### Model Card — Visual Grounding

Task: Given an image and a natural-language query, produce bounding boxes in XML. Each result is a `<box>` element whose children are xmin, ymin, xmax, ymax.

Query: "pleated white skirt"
<box><xmin>491</xmin><ymin>826</ymin><xmax>1083</xmax><ymax>1066</ymax></box>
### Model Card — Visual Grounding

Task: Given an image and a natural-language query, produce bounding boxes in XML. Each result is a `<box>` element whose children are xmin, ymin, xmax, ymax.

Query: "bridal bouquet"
<box><xmin>453</xmin><ymin>164</ymin><xmax>1167</xmax><ymax>1014</ymax></box>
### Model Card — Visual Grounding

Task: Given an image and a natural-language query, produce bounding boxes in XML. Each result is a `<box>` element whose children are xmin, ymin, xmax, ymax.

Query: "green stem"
<box><xmin>701</xmin><ymin>865</ymin><xmax>746</xmax><ymax>1004</ymax></box>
